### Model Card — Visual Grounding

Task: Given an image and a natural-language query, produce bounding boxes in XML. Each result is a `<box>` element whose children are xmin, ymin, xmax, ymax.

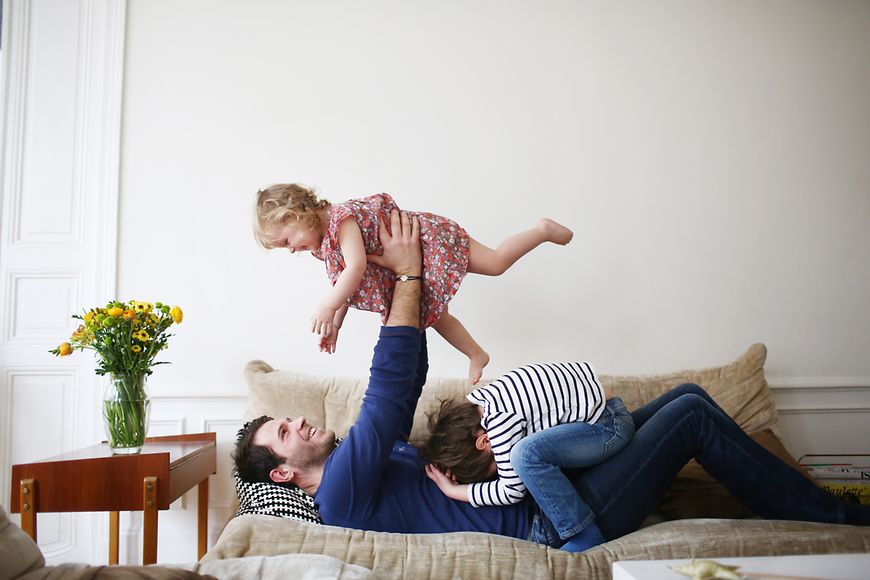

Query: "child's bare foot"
<box><xmin>469</xmin><ymin>349</ymin><xmax>490</xmax><ymax>385</ymax></box>
<box><xmin>537</xmin><ymin>218</ymin><xmax>574</xmax><ymax>245</ymax></box>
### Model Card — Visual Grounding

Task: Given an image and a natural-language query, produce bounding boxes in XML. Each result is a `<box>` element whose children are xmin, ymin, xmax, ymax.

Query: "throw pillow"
<box><xmin>601</xmin><ymin>343</ymin><xmax>778</xmax><ymax>435</ymax></box>
<box><xmin>234</xmin><ymin>472</ymin><xmax>321</xmax><ymax>525</ymax></box>
<box><xmin>233</xmin><ymin>435</ymin><xmax>346</xmax><ymax>525</ymax></box>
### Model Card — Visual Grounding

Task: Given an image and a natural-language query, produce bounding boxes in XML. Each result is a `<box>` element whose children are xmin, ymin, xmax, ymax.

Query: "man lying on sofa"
<box><xmin>233</xmin><ymin>209</ymin><xmax>868</xmax><ymax>551</ymax></box>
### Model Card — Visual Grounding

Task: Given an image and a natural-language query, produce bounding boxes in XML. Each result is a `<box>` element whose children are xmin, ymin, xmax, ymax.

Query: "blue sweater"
<box><xmin>314</xmin><ymin>326</ymin><xmax>533</xmax><ymax>537</ymax></box>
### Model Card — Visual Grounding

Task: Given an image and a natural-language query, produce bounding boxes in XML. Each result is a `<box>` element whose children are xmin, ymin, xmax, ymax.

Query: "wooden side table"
<box><xmin>9</xmin><ymin>432</ymin><xmax>217</xmax><ymax>565</ymax></box>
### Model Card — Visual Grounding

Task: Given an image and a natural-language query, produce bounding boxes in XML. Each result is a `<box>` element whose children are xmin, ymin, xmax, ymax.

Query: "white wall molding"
<box><xmin>779</xmin><ymin>407</ymin><xmax>870</xmax><ymax>415</ymax></box>
<box><xmin>768</xmin><ymin>380</ymin><xmax>870</xmax><ymax>458</ymax></box>
<box><xmin>149</xmin><ymin>417</ymin><xmax>187</xmax><ymax>435</ymax></box>
<box><xmin>3</xmin><ymin>270</ymin><xmax>81</xmax><ymax>343</ymax></box>
<box><xmin>769</xmin><ymin>381</ymin><xmax>870</xmax><ymax>412</ymax></box>
<box><xmin>34</xmin><ymin>514</ymin><xmax>76</xmax><ymax>559</ymax></box>
<box><xmin>769</xmin><ymin>377</ymin><xmax>870</xmax><ymax>390</ymax></box>
<box><xmin>0</xmin><ymin>0</ymin><xmax>127</xmax><ymax>566</ymax></box>
<box><xmin>80</xmin><ymin>0</ymin><xmax>125</xmax><ymax>300</ymax></box>
<box><xmin>14</xmin><ymin>0</ymin><xmax>81</xmax><ymax>246</ymax></box>
<box><xmin>151</xmin><ymin>393</ymin><xmax>248</xmax><ymax>402</ymax></box>
<box><xmin>1</xmin><ymin>366</ymin><xmax>79</xmax><ymax>557</ymax></box>
<box><xmin>201</xmin><ymin>418</ymin><xmax>247</xmax><ymax>509</ymax></box>
<box><xmin>1</xmin><ymin>0</ymin><xmax>31</xmax><ymax>248</ymax></box>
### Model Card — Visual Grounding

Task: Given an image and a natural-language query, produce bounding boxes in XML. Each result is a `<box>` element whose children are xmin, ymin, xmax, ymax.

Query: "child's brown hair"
<box><xmin>422</xmin><ymin>399</ymin><xmax>493</xmax><ymax>484</ymax></box>
<box><xmin>253</xmin><ymin>183</ymin><xmax>331</xmax><ymax>248</ymax></box>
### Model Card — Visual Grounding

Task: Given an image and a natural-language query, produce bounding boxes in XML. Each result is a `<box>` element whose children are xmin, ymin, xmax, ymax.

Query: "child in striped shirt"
<box><xmin>423</xmin><ymin>362</ymin><xmax>634</xmax><ymax>552</ymax></box>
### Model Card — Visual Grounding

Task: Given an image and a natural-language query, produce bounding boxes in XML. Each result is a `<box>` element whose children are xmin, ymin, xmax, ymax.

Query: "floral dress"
<box><xmin>311</xmin><ymin>193</ymin><xmax>470</xmax><ymax>328</ymax></box>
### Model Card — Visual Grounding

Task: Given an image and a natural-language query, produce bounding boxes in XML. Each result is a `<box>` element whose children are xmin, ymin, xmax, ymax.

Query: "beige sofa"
<box><xmin>203</xmin><ymin>344</ymin><xmax>870</xmax><ymax>579</ymax></box>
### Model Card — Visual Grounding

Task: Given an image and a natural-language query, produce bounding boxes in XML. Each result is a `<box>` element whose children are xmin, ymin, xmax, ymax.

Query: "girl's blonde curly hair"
<box><xmin>253</xmin><ymin>183</ymin><xmax>331</xmax><ymax>249</ymax></box>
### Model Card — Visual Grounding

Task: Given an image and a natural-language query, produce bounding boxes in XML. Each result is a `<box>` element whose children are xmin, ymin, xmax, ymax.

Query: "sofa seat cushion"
<box><xmin>194</xmin><ymin>553</ymin><xmax>375</xmax><ymax>579</ymax></box>
<box><xmin>204</xmin><ymin>514</ymin><xmax>870</xmax><ymax>580</ymax></box>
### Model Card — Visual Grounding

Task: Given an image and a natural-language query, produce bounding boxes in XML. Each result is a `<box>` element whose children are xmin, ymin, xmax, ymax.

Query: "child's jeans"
<box><xmin>512</xmin><ymin>398</ymin><xmax>634</xmax><ymax>540</ymax></box>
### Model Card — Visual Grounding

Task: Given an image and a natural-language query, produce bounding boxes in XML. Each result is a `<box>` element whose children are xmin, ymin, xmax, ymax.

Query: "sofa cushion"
<box><xmin>599</xmin><ymin>343</ymin><xmax>778</xmax><ymax>436</ymax></box>
<box><xmin>194</xmin><ymin>553</ymin><xmax>375</xmax><ymax>579</ymax></box>
<box><xmin>244</xmin><ymin>343</ymin><xmax>777</xmax><ymax>446</ymax></box>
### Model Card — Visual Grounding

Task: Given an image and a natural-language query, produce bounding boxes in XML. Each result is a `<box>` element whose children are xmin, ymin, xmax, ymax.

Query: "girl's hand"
<box><xmin>311</xmin><ymin>304</ymin><xmax>337</xmax><ymax>336</ymax></box>
<box><xmin>425</xmin><ymin>464</ymin><xmax>470</xmax><ymax>503</ymax></box>
<box><xmin>319</xmin><ymin>326</ymin><xmax>340</xmax><ymax>354</ymax></box>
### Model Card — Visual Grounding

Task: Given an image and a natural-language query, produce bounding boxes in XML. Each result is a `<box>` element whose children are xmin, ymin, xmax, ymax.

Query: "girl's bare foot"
<box><xmin>537</xmin><ymin>218</ymin><xmax>574</xmax><ymax>245</ymax></box>
<box><xmin>469</xmin><ymin>349</ymin><xmax>490</xmax><ymax>385</ymax></box>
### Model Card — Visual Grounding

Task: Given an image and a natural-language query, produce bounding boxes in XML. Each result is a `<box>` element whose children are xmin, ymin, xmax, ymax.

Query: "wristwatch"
<box><xmin>397</xmin><ymin>275</ymin><xmax>422</xmax><ymax>282</ymax></box>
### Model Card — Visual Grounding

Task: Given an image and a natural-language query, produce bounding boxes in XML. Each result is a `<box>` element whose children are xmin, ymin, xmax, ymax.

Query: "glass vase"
<box><xmin>102</xmin><ymin>373</ymin><xmax>151</xmax><ymax>454</ymax></box>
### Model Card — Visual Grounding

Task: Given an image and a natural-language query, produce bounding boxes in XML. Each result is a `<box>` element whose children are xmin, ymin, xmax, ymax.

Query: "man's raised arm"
<box><xmin>315</xmin><ymin>210</ymin><xmax>425</xmax><ymax>524</ymax></box>
<box><xmin>368</xmin><ymin>209</ymin><xmax>423</xmax><ymax>328</ymax></box>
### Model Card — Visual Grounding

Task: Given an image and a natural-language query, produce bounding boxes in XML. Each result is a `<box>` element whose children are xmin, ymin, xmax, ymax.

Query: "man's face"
<box><xmin>253</xmin><ymin>416</ymin><xmax>336</xmax><ymax>480</ymax></box>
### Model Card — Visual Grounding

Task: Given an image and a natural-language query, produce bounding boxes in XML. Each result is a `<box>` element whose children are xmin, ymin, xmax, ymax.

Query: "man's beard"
<box><xmin>293</xmin><ymin>431</ymin><xmax>338</xmax><ymax>470</ymax></box>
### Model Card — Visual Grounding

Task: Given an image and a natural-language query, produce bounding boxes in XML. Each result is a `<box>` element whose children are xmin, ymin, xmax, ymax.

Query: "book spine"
<box><xmin>806</xmin><ymin>466</ymin><xmax>870</xmax><ymax>480</ymax></box>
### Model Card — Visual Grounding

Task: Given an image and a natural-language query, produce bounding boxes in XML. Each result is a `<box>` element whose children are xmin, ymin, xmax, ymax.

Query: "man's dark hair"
<box><xmin>232</xmin><ymin>415</ymin><xmax>285</xmax><ymax>484</ymax></box>
<box><xmin>421</xmin><ymin>399</ymin><xmax>493</xmax><ymax>484</ymax></box>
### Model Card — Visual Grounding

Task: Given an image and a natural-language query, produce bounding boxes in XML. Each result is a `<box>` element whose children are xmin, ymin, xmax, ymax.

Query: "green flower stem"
<box><xmin>103</xmin><ymin>373</ymin><xmax>150</xmax><ymax>450</ymax></box>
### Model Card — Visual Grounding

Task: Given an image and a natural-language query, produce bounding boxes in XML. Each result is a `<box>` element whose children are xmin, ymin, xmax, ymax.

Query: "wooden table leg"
<box><xmin>197</xmin><ymin>477</ymin><xmax>209</xmax><ymax>559</ymax></box>
<box><xmin>142</xmin><ymin>476</ymin><xmax>158</xmax><ymax>564</ymax></box>
<box><xmin>19</xmin><ymin>479</ymin><xmax>37</xmax><ymax>541</ymax></box>
<box><xmin>108</xmin><ymin>511</ymin><xmax>119</xmax><ymax>564</ymax></box>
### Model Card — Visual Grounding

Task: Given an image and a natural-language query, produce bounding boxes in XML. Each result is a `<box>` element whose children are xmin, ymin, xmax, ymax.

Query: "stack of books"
<box><xmin>800</xmin><ymin>454</ymin><xmax>870</xmax><ymax>505</ymax></box>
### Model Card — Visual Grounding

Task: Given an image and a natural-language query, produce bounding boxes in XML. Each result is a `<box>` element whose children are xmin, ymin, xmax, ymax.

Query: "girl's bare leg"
<box><xmin>433</xmin><ymin>307</ymin><xmax>490</xmax><ymax>384</ymax></box>
<box><xmin>468</xmin><ymin>218</ymin><xmax>573</xmax><ymax>276</ymax></box>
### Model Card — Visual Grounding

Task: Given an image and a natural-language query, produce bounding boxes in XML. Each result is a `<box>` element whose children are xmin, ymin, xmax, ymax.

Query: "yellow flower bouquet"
<box><xmin>50</xmin><ymin>300</ymin><xmax>183</xmax><ymax>453</ymax></box>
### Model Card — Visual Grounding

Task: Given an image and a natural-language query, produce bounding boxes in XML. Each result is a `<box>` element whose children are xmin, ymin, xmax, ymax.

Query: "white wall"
<box><xmin>3</xmin><ymin>0</ymin><xmax>869</xmax><ymax>567</ymax></box>
<box><xmin>119</xmin><ymin>1</ymin><xmax>870</xmax><ymax>558</ymax></box>
<box><xmin>120</xmin><ymin>0</ymin><xmax>870</xmax><ymax>385</ymax></box>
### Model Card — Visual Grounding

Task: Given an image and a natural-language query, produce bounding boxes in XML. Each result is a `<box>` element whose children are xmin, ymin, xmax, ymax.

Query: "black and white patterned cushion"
<box><xmin>233</xmin><ymin>437</ymin><xmax>343</xmax><ymax>524</ymax></box>
<box><xmin>234</xmin><ymin>472</ymin><xmax>322</xmax><ymax>524</ymax></box>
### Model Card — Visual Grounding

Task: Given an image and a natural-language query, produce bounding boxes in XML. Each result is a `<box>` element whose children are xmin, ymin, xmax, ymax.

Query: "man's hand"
<box><xmin>425</xmin><ymin>464</ymin><xmax>470</xmax><ymax>503</ymax></box>
<box><xmin>367</xmin><ymin>210</ymin><xmax>422</xmax><ymax>277</ymax></box>
<box><xmin>368</xmin><ymin>210</ymin><xmax>423</xmax><ymax>328</ymax></box>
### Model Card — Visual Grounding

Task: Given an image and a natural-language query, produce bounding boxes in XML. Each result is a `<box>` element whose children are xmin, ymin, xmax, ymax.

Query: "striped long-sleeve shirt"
<box><xmin>465</xmin><ymin>362</ymin><xmax>606</xmax><ymax>507</ymax></box>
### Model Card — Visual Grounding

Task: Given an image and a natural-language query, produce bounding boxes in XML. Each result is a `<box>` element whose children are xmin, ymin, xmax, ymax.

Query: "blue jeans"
<box><xmin>528</xmin><ymin>383</ymin><xmax>869</xmax><ymax>547</ymax></box>
<box><xmin>513</xmin><ymin>398</ymin><xmax>634</xmax><ymax>540</ymax></box>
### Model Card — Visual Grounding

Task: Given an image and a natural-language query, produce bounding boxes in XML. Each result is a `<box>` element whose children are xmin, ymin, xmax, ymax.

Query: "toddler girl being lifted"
<box><xmin>254</xmin><ymin>183</ymin><xmax>572</xmax><ymax>383</ymax></box>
